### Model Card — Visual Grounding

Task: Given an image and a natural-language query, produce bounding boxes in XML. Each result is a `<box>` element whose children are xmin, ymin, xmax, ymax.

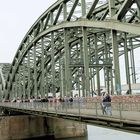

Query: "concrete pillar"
<box><xmin>45</xmin><ymin>117</ymin><xmax>87</xmax><ymax>139</ymax></box>
<box><xmin>0</xmin><ymin>115</ymin><xmax>87</xmax><ymax>140</ymax></box>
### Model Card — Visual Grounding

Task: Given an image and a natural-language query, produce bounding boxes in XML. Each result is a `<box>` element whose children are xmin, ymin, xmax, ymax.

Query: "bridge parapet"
<box><xmin>0</xmin><ymin>101</ymin><xmax>140</xmax><ymax>133</ymax></box>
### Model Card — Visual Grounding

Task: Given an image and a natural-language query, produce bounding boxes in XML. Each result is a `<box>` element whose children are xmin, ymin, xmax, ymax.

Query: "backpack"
<box><xmin>69</xmin><ymin>98</ymin><xmax>73</xmax><ymax>102</ymax></box>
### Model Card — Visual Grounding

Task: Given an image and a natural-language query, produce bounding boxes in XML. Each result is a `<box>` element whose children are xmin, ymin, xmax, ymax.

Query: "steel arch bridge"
<box><xmin>3</xmin><ymin>0</ymin><xmax>140</xmax><ymax>100</ymax></box>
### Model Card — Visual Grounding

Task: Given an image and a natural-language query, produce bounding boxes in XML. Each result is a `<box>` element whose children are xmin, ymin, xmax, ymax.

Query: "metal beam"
<box><xmin>108</xmin><ymin>0</ymin><xmax>116</xmax><ymax>17</ymax></box>
<box><xmin>129</xmin><ymin>38</ymin><xmax>136</xmax><ymax>84</ymax></box>
<box><xmin>67</xmin><ymin>0</ymin><xmax>79</xmax><ymax>21</ymax></box>
<box><xmin>7</xmin><ymin>18</ymin><xmax>140</xmax><ymax>89</ymax></box>
<box><xmin>86</xmin><ymin>0</ymin><xmax>99</xmax><ymax>19</ymax></box>
<box><xmin>69</xmin><ymin>63</ymin><xmax>112</xmax><ymax>68</ymax></box>
<box><xmin>33</xmin><ymin>45</ymin><xmax>37</xmax><ymax>98</ymax></box>
<box><xmin>59</xmin><ymin>52</ymin><xmax>64</xmax><ymax>97</ymax></box>
<box><xmin>136</xmin><ymin>0</ymin><xmax>140</xmax><ymax>17</ymax></box>
<box><xmin>27</xmin><ymin>52</ymin><xmax>31</xmax><ymax>98</ymax></box>
<box><xmin>51</xmin><ymin>32</ymin><xmax>56</xmax><ymax>97</ymax></box>
<box><xmin>136</xmin><ymin>0</ymin><xmax>140</xmax><ymax>8</ymax></box>
<box><xmin>41</xmin><ymin>37</ymin><xmax>45</xmax><ymax>98</ymax></box>
<box><xmin>37</xmin><ymin>20</ymin><xmax>140</xmax><ymax>38</ymax></box>
<box><xmin>111</xmin><ymin>30</ymin><xmax>121</xmax><ymax>95</ymax></box>
<box><xmin>11</xmin><ymin>84</ymin><xmax>14</xmax><ymax>100</ymax></box>
<box><xmin>100</xmin><ymin>9</ymin><xmax>109</xmax><ymax>20</ymax></box>
<box><xmin>81</xmin><ymin>0</ymin><xmax>86</xmax><ymax>16</ymax></box>
<box><xmin>116</xmin><ymin>0</ymin><xmax>135</xmax><ymax>20</ymax></box>
<box><xmin>124</xmin><ymin>33</ymin><xmax>131</xmax><ymax>94</ymax></box>
<box><xmin>43</xmin><ymin>14</ymin><xmax>50</xmax><ymax>30</ymax></box>
<box><xmin>53</xmin><ymin>4</ymin><xmax>63</xmax><ymax>25</ymax></box>
<box><xmin>5</xmin><ymin>20</ymin><xmax>140</xmax><ymax>90</ymax></box>
<box><xmin>64</xmin><ymin>28</ymin><xmax>71</xmax><ymax>96</ymax></box>
<box><xmin>63</xmin><ymin>2</ymin><xmax>67</xmax><ymax>20</ymax></box>
<box><xmin>94</xmin><ymin>33</ymin><xmax>100</xmax><ymax>96</ymax></box>
<box><xmin>103</xmin><ymin>33</ymin><xmax>110</xmax><ymax>94</ymax></box>
<box><xmin>15</xmin><ymin>75</ymin><xmax>18</xmax><ymax>98</ymax></box>
<box><xmin>82</xmin><ymin>27</ymin><xmax>90</xmax><ymax>97</ymax></box>
<box><xmin>23</xmin><ymin>60</ymin><xmax>26</xmax><ymax>99</ymax></box>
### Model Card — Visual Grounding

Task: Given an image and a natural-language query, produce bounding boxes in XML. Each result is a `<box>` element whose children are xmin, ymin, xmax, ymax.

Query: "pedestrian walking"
<box><xmin>102</xmin><ymin>93</ymin><xmax>112</xmax><ymax>116</ymax></box>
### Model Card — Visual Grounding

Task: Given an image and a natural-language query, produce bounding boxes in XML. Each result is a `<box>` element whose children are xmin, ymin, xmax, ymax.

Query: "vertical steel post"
<box><xmin>82</xmin><ymin>27</ymin><xmax>90</xmax><ymax>97</ymax></box>
<box><xmin>104</xmin><ymin>34</ymin><xmax>110</xmax><ymax>94</ymax></box>
<box><xmin>59</xmin><ymin>51</ymin><xmax>63</xmax><ymax>98</ymax></box>
<box><xmin>11</xmin><ymin>84</ymin><xmax>14</xmax><ymax>100</ymax></box>
<box><xmin>78</xmin><ymin>70</ymin><xmax>81</xmax><ymax>97</ymax></box>
<box><xmin>136</xmin><ymin>0</ymin><xmax>140</xmax><ymax>17</ymax></box>
<box><xmin>124</xmin><ymin>33</ymin><xmax>131</xmax><ymax>94</ymax></box>
<box><xmin>63</xmin><ymin>2</ymin><xmax>67</xmax><ymax>20</ymax></box>
<box><xmin>17</xmin><ymin>74</ymin><xmax>20</xmax><ymax>98</ymax></box>
<box><xmin>94</xmin><ymin>33</ymin><xmax>100</xmax><ymax>96</ymax></box>
<box><xmin>93</xmin><ymin>72</ymin><xmax>96</xmax><ymax>92</ymax></box>
<box><xmin>64</xmin><ymin>28</ymin><xmax>71</xmax><ymax>97</ymax></box>
<box><xmin>23</xmin><ymin>60</ymin><xmax>26</xmax><ymax>99</ymax></box>
<box><xmin>129</xmin><ymin>38</ymin><xmax>136</xmax><ymax>83</ymax></box>
<box><xmin>108</xmin><ymin>0</ymin><xmax>116</xmax><ymax>17</ymax></box>
<box><xmin>108</xmin><ymin>45</ymin><xmax>114</xmax><ymax>95</ymax></box>
<box><xmin>13</xmin><ymin>83</ymin><xmax>16</xmax><ymax>99</ymax></box>
<box><xmin>45</xmin><ymin>62</ymin><xmax>49</xmax><ymax>98</ymax></box>
<box><xmin>111</xmin><ymin>30</ymin><xmax>121</xmax><ymax>95</ymax></box>
<box><xmin>90</xmin><ymin>68</ymin><xmax>93</xmax><ymax>94</ymax></box>
<box><xmin>109</xmin><ymin>0</ymin><xmax>121</xmax><ymax>94</ymax></box>
<box><xmin>17</xmin><ymin>69</ymin><xmax>20</xmax><ymax>97</ymax></box>
<box><xmin>110</xmin><ymin>68</ymin><xmax>114</xmax><ymax>95</ymax></box>
<box><xmin>81</xmin><ymin>0</ymin><xmax>86</xmax><ymax>16</ymax></box>
<box><xmin>51</xmin><ymin>32</ymin><xmax>56</xmax><ymax>97</ymax></box>
<box><xmin>60</xmin><ymin>62</ymin><xmax>64</xmax><ymax>98</ymax></box>
<box><xmin>50</xmin><ymin>10</ymin><xmax>56</xmax><ymax>97</ymax></box>
<box><xmin>33</xmin><ymin>45</ymin><xmax>37</xmax><ymax>98</ymax></box>
<box><xmin>27</xmin><ymin>52</ymin><xmax>31</xmax><ymax>98</ymax></box>
<box><xmin>79</xmin><ymin>38</ymin><xmax>85</xmax><ymax>96</ymax></box>
<box><xmin>15</xmin><ymin>75</ymin><xmax>18</xmax><ymax>98</ymax></box>
<box><xmin>18</xmin><ymin>73</ymin><xmax>21</xmax><ymax>98</ymax></box>
<box><xmin>41</xmin><ymin>37</ymin><xmax>45</xmax><ymax>98</ymax></box>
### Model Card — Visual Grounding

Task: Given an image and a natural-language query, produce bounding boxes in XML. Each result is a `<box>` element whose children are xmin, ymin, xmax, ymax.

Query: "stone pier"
<box><xmin>0</xmin><ymin>115</ymin><xmax>87</xmax><ymax>140</ymax></box>
<box><xmin>45</xmin><ymin>117</ymin><xmax>87</xmax><ymax>139</ymax></box>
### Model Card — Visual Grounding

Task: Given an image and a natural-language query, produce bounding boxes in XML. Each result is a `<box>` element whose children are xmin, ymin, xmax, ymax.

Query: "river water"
<box><xmin>58</xmin><ymin>125</ymin><xmax>140</xmax><ymax>140</ymax></box>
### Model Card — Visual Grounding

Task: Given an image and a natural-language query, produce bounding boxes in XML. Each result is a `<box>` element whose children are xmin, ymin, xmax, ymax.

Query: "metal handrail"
<box><xmin>0</xmin><ymin>101</ymin><xmax>140</xmax><ymax>122</ymax></box>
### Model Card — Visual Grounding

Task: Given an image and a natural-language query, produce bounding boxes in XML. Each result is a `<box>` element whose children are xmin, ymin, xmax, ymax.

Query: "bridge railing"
<box><xmin>0</xmin><ymin>102</ymin><xmax>140</xmax><ymax>122</ymax></box>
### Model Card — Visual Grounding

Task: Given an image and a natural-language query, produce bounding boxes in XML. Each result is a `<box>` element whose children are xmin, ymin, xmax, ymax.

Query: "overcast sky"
<box><xmin>0</xmin><ymin>0</ymin><xmax>56</xmax><ymax>63</ymax></box>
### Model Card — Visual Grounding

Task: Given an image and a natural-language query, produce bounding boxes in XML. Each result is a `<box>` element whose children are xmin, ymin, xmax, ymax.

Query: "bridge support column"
<box><xmin>33</xmin><ymin>45</ymin><xmax>38</xmax><ymax>98</ymax></box>
<box><xmin>94</xmin><ymin>33</ymin><xmax>100</xmax><ymax>96</ymax></box>
<box><xmin>129</xmin><ymin>38</ymin><xmax>136</xmax><ymax>84</ymax></box>
<box><xmin>124</xmin><ymin>33</ymin><xmax>131</xmax><ymax>94</ymax></box>
<box><xmin>111</xmin><ymin>30</ymin><xmax>121</xmax><ymax>95</ymax></box>
<box><xmin>0</xmin><ymin>115</ymin><xmax>87</xmax><ymax>140</ymax></box>
<box><xmin>64</xmin><ymin>28</ymin><xmax>71</xmax><ymax>97</ymax></box>
<box><xmin>45</xmin><ymin>117</ymin><xmax>87</xmax><ymax>139</ymax></box>
<box><xmin>82</xmin><ymin>27</ymin><xmax>90</xmax><ymax>97</ymax></box>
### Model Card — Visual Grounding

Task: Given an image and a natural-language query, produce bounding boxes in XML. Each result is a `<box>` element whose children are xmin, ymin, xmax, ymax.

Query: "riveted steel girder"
<box><xmin>3</xmin><ymin>0</ymin><xmax>140</xmax><ymax>100</ymax></box>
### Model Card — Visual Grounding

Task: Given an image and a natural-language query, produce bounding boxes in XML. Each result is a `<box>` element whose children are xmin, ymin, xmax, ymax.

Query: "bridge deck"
<box><xmin>0</xmin><ymin>102</ymin><xmax>140</xmax><ymax>134</ymax></box>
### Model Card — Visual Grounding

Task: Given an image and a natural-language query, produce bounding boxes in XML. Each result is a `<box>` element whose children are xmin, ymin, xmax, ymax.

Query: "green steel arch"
<box><xmin>4</xmin><ymin>0</ymin><xmax>140</xmax><ymax>100</ymax></box>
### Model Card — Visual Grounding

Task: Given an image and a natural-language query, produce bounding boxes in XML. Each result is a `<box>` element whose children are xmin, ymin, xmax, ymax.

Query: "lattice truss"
<box><xmin>0</xmin><ymin>64</ymin><xmax>11</xmax><ymax>98</ymax></box>
<box><xmin>4</xmin><ymin>0</ymin><xmax>140</xmax><ymax>99</ymax></box>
